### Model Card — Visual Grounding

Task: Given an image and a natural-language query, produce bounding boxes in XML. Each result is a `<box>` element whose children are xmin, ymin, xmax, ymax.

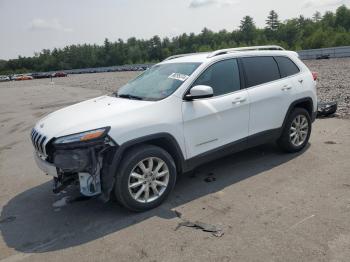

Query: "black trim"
<box><xmin>281</xmin><ymin>97</ymin><xmax>314</xmax><ymax>130</ymax></box>
<box><xmin>237</xmin><ymin>58</ymin><xmax>246</xmax><ymax>89</ymax></box>
<box><xmin>185</xmin><ymin>137</ymin><xmax>248</xmax><ymax>171</ymax></box>
<box><xmin>247</xmin><ymin>128</ymin><xmax>282</xmax><ymax>148</ymax></box>
<box><xmin>312</xmin><ymin>111</ymin><xmax>317</xmax><ymax>122</ymax></box>
<box><xmin>273</xmin><ymin>56</ymin><xmax>282</xmax><ymax>78</ymax></box>
<box><xmin>184</xmin><ymin>93</ymin><xmax>213</xmax><ymax>101</ymax></box>
<box><xmin>185</xmin><ymin>128</ymin><xmax>282</xmax><ymax>171</ymax></box>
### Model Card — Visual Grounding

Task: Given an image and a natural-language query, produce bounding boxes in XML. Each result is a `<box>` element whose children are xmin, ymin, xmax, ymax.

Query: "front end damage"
<box><xmin>32</xmin><ymin>128</ymin><xmax>118</xmax><ymax>201</ymax></box>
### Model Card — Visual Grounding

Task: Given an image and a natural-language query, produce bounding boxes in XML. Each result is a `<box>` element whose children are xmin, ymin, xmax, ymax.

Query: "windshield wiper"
<box><xmin>116</xmin><ymin>93</ymin><xmax>144</xmax><ymax>100</ymax></box>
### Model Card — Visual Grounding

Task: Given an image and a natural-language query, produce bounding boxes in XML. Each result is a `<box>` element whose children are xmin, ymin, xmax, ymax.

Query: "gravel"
<box><xmin>304</xmin><ymin>58</ymin><xmax>350</xmax><ymax>117</ymax></box>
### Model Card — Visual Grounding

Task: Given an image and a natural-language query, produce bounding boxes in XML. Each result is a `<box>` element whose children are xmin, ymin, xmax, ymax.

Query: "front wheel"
<box><xmin>278</xmin><ymin>108</ymin><xmax>311</xmax><ymax>153</ymax></box>
<box><xmin>114</xmin><ymin>145</ymin><xmax>176</xmax><ymax>212</ymax></box>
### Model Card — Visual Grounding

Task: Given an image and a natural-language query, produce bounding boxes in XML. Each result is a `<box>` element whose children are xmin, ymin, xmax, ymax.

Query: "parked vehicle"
<box><xmin>0</xmin><ymin>75</ymin><xmax>10</xmax><ymax>82</ymax></box>
<box><xmin>14</xmin><ymin>74</ymin><xmax>33</xmax><ymax>81</ymax></box>
<box><xmin>32</xmin><ymin>72</ymin><xmax>51</xmax><ymax>79</ymax></box>
<box><xmin>31</xmin><ymin>45</ymin><xmax>317</xmax><ymax>211</ymax></box>
<box><xmin>52</xmin><ymin>71</ymin><xmax>67</xmax><ymax>77</ymax></box>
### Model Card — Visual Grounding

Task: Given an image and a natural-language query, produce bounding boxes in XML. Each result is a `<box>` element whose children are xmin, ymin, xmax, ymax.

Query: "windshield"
<box><xmin>116</xmin><ymin>63</ymin><xmax>201</xmax><ymax>101</ymax></box>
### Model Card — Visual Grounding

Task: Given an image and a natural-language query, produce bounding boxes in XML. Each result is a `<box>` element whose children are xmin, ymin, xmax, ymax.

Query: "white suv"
<box><xmin>31</xmin><ymin>46</ymin><xmax>317</xmax><ymax>211</ymax></box>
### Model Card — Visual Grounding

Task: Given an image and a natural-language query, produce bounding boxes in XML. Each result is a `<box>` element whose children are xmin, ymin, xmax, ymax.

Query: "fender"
<box><xmin>100</xmin><ymin>132</ymin><xmax>186</xmax><ymax>201</ymax></box>
<box><xmin>281</xmin><ymin>97</ymin><xmax>315</xmax><ymax>132</ymax></box>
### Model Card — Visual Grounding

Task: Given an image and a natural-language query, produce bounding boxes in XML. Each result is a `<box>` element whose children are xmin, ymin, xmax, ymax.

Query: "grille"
<box><xmin>31</xmin><ymin>129</ymin><xmax>47</xmax><ymax>156</ymax></box>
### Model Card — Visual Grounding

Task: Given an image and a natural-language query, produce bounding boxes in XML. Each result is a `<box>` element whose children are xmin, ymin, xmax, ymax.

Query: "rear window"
<box><xmin>242</xmin><ymin>56</ymin><xmax>280</xmax><ymax>87</ymax></box>
<box><xmin>275</xmin><ymin>56</ymin><xmax>300</xmax><ymax>77</ymax></box>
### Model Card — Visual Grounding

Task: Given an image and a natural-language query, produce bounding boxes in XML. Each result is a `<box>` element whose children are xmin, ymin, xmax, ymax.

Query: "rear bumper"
<box><xmin>34</xmin><ymin>152</ymin><xmax>58</xmax><ymax>177</ymax></box>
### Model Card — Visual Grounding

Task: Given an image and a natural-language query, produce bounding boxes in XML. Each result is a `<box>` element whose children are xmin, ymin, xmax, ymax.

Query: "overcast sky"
<box><xmin>0</xmin><ymin>0</ymin><xmax>348</xmax><ymax>59</ymax></box>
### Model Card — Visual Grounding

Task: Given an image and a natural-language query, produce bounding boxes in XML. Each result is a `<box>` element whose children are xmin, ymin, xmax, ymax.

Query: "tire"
<box><xmin>278</xmin><ymin>107</ymin><xmax>311</xmax><ymax>153</ymax></box>
<box><xmin>114</xmin><ymin>144</ymin><xmax>177</xmax><ymax>212</ymax></box>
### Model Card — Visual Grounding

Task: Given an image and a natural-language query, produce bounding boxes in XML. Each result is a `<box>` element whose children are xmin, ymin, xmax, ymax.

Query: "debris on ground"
<box><xmin>317</xmin><ymin>101</ymin><xmax>338</xmax><ymax>118</ymax></box>
<box><xmin>324</xmin><ymin>141</ymin><xmax>337</xmax><ymax>144</ymax></box>
<box><xmin>0</xmin><ymin>216</ymin><xmax>16</xmax><ymax>224</ymax></box>
<box><xmin>204</xmin><ymin>172</ymin><xmax>216</xmax><ymax>183</ymax></box>
<box><xmin>174</xmin><ymin>209</ymin><xmax>224</xmax><ymax>237</ymax></box>
<box><xmin>52</xmin><ymin>196</ymin><xmax>70</xmax><ymax>208</ymax></box>
<box><xmin>175</xmin><ymin>220</ymin><xmax>224</xmax><ymax>237</ymax></box>
<box><xmin>204</xmin><ymin>177</ymin><xmax>216</xmax><ymax>182</ymax></box>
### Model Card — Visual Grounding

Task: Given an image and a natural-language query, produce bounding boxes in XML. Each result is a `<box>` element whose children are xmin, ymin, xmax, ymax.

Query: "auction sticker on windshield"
<box><xmin>168</xmin><ymin>73</ymin><xmax>189</xmax><ymax>82</ymax></box>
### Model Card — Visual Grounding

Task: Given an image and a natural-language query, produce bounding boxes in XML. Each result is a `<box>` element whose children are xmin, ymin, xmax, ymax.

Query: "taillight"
<box><xmin>312</xmin><ymin>72</ymin><xmax>318</xmax><ymax>81</ymax></box>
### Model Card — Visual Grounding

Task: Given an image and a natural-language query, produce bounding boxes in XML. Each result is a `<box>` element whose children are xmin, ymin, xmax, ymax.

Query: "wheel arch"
<box><xmin>114</xmin><ymin>133</ymin><xmax>185</xmax><ymax>174</ymax></box>
<box><xmin>101</xmin><ymin>133</ymin><xmax>186</xmax><ymax>202</ymax></box>
<box><xmin>282</xmin><ymin>97</ymin><xmax>314</xmax><ymax>130</ymax></box>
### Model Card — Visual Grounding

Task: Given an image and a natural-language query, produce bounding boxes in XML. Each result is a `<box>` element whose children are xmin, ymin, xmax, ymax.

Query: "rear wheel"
<box><xmin>278</xmin><ymin>108</ymin><xmax>311</xmax><ymax>153</ymax></box>
<box><xmin>114</xmin><ymin>145</ymin><xmax>176</xmax><ymax>211</ymax></box>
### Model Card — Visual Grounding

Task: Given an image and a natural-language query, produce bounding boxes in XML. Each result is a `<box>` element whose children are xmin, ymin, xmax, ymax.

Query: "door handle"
<box><xmin>232</xmin><ymin>97</ymin><xmax>246</xmax><ymax>104</ymax></box>
<box><xmin>298</xmin><ymin>79</ymin><xmax>303</xmax><ymax>83</ymax></box>
<box><xmin>281</xmin><ymin>85</ymin><xmax>292</xmax><ymax>91</ymax></box>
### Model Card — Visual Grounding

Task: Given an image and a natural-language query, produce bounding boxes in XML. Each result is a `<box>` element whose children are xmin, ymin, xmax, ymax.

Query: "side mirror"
<box><xmin>184</xmin><ymin>85</ymin><xmax>214</xmax><ymax>100</ymax></box>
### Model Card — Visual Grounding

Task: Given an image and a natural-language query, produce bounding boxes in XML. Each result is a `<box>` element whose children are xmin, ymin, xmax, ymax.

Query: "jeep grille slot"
<box><xmin>31</xmin><ymin>129</ymin><xmax>46</xmax><ymax>155</ymax></box>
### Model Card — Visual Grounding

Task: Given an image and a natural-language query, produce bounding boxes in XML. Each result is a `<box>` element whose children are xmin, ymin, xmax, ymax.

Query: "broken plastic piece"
<box><xmin>175</xmin><ymin>219</ymin><xmax>224</xmax><ymax>237</ymax></box>
<box><xmin>317</xmin><ymin>101</ymin><xmax>337</xmax><ymax>117</ymax></box>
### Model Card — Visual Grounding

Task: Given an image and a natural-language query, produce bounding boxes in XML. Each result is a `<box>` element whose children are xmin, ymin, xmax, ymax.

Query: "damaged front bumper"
<box><xmin>33</xmin><ymin>134</ymin><xmax>118</xmax><ymax>200</ymax></box>
<box><xmin>34</xmin><ymin>152</ymin><xmax>58</xmax><ymax>177</ymax></box>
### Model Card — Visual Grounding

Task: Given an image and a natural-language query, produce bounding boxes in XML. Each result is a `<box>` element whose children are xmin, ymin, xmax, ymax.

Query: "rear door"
<box><xmin>242</xmin><ymin>56</ymin><xmax>292</xmax><ymax>136</ymax></box>
<box><xmin>182</xmin><ymin>58</ymin><xmax>249</xmax><ymax>159</ymax></box>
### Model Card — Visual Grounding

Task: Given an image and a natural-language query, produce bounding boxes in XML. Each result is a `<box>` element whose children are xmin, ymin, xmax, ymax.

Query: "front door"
<box><xmin>182</xmin><ymin>58</ymin><xmax>250</xmax><ymax>159</ymax></box>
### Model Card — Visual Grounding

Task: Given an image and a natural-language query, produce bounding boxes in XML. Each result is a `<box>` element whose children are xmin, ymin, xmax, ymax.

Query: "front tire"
<box><xmin>278</xmin><ymin>108</ymin><xmax>311</xmax><ymax>153</ymax></box>
<box><xmin>114</xmin><ymin>145</ymin><xmax>176</xmax><ymax>212</ymax></box>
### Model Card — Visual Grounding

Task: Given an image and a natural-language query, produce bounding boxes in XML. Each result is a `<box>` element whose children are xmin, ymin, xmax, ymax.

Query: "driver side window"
<box><xmin>192</xmin><ymin>59</ymin><xmax>241</xmax><ymax>96</ymax></box>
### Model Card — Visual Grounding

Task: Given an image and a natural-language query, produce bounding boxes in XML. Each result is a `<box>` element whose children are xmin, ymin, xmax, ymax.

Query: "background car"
<box><xmin>14</xmin><ymin>74</ymin><xmax>33</xmax><ymax>81</ymax></box>
<box><xmin>32</xmin><ymin>72</ymin><xmax>51</xmax><ymax>79</ymax></box>
<box><xmin>0</xmin><ymin>75</ymin><xmax>10</xmax><ymax>82</ymax></box>
<box><xmin>52</xmin><ymin>71</ymin><xmax>68</xmax><ymax>77</ymax></box>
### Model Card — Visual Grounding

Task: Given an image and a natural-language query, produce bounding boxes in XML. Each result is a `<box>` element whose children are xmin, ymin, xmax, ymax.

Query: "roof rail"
<box><xmin>207</xmin><ymin>45</ymin><xmax>285</xmax><ymax>58</ymax></box>
<box><xmin>163</xmin><ymin>52</ymin><xmax>209</xmax><ymax>61</ymax></box>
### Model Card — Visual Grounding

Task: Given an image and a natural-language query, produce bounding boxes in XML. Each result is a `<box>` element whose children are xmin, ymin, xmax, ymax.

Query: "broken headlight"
<box><xmin>54</xmin><ymin>127</ymin><xmax>110</xmax><ymax>145</ymax></box>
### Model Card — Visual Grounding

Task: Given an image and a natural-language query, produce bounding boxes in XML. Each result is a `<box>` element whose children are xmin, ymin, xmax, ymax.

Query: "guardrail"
<box><xmin>297</xmin><ymin>46</ymin><xmax>350</xmax><ymax>60</ymax></box>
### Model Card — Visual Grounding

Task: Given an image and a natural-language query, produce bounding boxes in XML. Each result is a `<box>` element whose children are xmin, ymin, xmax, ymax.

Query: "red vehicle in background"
<box><xmin>52</xmin><ymin>71</ymin><xmax>68</xmax><ymax>77</ymax></box>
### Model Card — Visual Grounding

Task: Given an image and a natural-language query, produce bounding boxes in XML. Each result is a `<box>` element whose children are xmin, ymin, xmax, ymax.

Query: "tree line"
<box><xmin>1</xmin><ymin>5</ymin><xmax>350</xmax><ymax>75</ymax></box>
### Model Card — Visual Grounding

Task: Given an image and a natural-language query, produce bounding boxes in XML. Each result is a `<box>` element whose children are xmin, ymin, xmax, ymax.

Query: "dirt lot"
<box><xmin>0</xmin><ymin>59</ymin><xmax>350</xmax><ymax>262</ymax></box>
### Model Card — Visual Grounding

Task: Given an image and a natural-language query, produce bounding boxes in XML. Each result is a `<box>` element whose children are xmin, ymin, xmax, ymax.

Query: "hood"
<box><xmin>35</xmin><ymin>95</ymin><xmax>153</xmax><ymax>139</ymax></box>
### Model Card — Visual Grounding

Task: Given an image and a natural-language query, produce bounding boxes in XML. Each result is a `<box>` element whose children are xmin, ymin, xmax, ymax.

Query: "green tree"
<box><xmin>335</xmin><ymin>5</ymin><xmax>350</xmax><ymax>30</ymax></box>
<box><xmin>313</xmin><ymin>11</ymin><xmax>322</xmax><ymax>22</ymax></box>
<box><xmin>266</xmin><ymin>10</ymin><xmax>280</xmax><ymax>31</ymax></box>
<box><xmin>239</xmin><ymin>16</ymin><xmax>257</xmax><ymax>44</ymax></box>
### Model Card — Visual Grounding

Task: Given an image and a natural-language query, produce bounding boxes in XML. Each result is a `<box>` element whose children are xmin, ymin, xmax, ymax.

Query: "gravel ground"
<box><xmin>304</xmin><ymin>58</ymin><xmax>350</xmax><ymax>118</ymax></box>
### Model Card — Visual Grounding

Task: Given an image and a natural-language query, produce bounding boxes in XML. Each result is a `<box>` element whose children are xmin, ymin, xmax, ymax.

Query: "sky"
<box><xmin>0</xmin><ymin>0</ymin><xmax>349</xmax><ymax>59</ymax></box>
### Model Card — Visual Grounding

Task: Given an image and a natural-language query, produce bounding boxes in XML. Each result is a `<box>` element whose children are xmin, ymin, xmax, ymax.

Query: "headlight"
<box><xmin>54</xmin><ymin>127</ymin><xmax>109</xmax><ymax>144</ymax></box>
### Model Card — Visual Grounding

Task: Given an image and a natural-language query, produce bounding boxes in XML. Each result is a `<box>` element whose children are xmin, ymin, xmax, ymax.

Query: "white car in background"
<box><xmin>0</xmin><ymin>75</ymin><xmax>10</xmax><ymax>82</ymax></box>
<box><xmin>31</xmin><ymin>45</ymin><xmax>317</xmax><ymax>211</ymax></box>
